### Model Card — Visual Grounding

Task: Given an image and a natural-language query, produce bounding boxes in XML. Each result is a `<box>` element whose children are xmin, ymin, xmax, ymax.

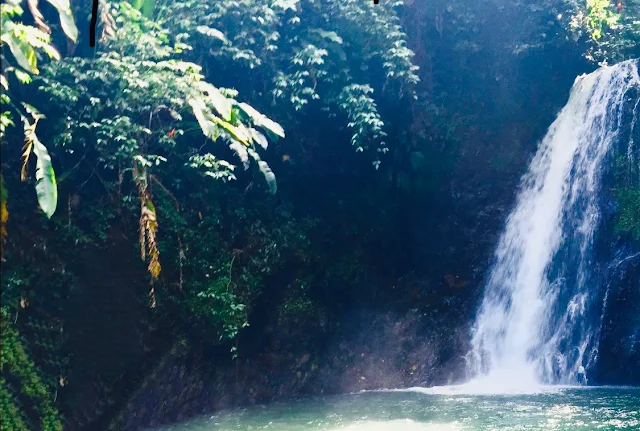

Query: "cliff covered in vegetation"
<box><xmin>1</xmin><ymin>0</ymin><xmax>638</xmax><ymax>429</ymax></box>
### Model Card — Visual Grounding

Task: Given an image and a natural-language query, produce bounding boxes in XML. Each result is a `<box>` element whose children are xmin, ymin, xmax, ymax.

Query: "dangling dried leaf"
<box><xmin>134</xmin><ymin>163</ymin><xmax>161</xmax><ymax>280</ymax></box>
<box><xmin>1</xmin><ymin>201</ymin><xmax>7</xmax><ymax>242</ymax></box>
<box><xmin>149</xmin><ymin>287</ymin><xmax>157</xmax><ymax>308</ymax></box>
<box><xmin>1</xmin><ymin>175</ymin><xmax>7</xmax><ymax>244</ymax></box>
<box><xmin>21</xmin><ymin>140</ymin><xmax>33</xmax><ymax>181</ymax></box>
<box><xmin>27</xmin><ymin>0</ymin><xmax>52</xmax><ymax>34</ymax></box>
<box><xmin>100</xmin><ymin>0</ymin><xmax>116</xmax><ymax>40</ymax></box>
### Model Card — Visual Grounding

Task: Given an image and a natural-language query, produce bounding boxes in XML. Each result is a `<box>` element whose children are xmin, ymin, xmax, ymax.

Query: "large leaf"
<box><xmin>248</xmin><ymin>128</ymin><xmax>268</xmax><ymax>150</ymax></box>
<box><xmin>229</xmin><ymin>141</ymin><xmax>249</xmax><ymax>169</ymax></box>
<box><xmin>5</xmin><ymin>33</ymin><xmax>38</xmax><ymax>74</ymax></box>
<box><xmin>247</xmin><ymin>149</ymin><xmax>277</xmax><ymax>194</ymax></box>
<box><xmin>195</xmin><ymin>25</ymin><xmax>228</xmax><ymax>43</ymax></box>
<box><xmin>237</xmin><ymin>102</ymin><xmax>285</xmax><ymax>138</ymax></box>
<box><xmin>258</xmin><ymin>161</ymin><xmax>277</xmax><ymax>194</ymax></box>
<box><xmin>198</xmin><ymin>82</ymin><xmax>232</xmax><ymax>121</ymax></box>
<box><xmin>23</xmin><ymin>119</ymin><xmax>57</xmax><ymax>218</ymax></box>
<box><xmin>33</xmin><ymin>137</ymin><xmax>57</xmax><ymax>218</ymax></box>
<box><xmin>188</xmin><ymin>98</ymin><xmax>218</xmax><ymax>139</ymax></box>
<box><xmin>213</xmin><ymin>117</ymin><xmax>250</xmax><ymax>145</ymax></box>
<box><xmin>141</xmin><ymin>0</ymin><xmax>154</xmax><ymax>19</ymax></box>
<box><xmin>44</xmin><ymin>0</ymin><xmax>78</xmax><ymax>42</ymax></box>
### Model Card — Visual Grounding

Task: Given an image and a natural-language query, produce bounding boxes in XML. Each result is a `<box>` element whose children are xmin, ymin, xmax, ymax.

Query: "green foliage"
<box><xmin>41</xmin><ymin>2</ymin><xmax>282</xmax><ymax>194</ymax></box>
<box><xmin>0</xmin><ymin>377</ymin><xmax>29</xmax><ymax>431</ymax></box>
<box><xmin>568</xmin><ymin>0</ymin><xmax>639</xmax><ymax>62</ymax></box>
<box><xmin>42</xmin><ymin>0</ymin><xmax>78</xmax><ymax>42</ymax></box>
<box><xmin>338</xmin><ymin>84</ymin><xmax>388</xmax><ymax>166</ymax></box>
<box><xmin>614</xmin><ymin>187</ymin><xmax>640</xmax><ymax>239</ymax></box>
<box><xmin>0</xmin><ymin>0</ymin><xmax>77</xmax><ymax>219</ymax></box>
<box><xmin>1</xmin><ymin>0</ymin><xmax>637</xmax><ymax>427</ymax></box>
<box><xmin>585</xmin><ymin>0</ymin><xmax>619</xmax><ymax>40</ymax></box>
<box><xmin>189</xmin><ymin>262</ymin><xmax>248</xmax><ymax>342</ymax></box>
<box><xmin>160</xmin><ymin>0</ymin><xmax>418</xmax><ymax>163</ymax></box>
<box><xmin>1</xmin><ymin>317</ymin><xmax>63</xmax><ymax>431</ymax></box>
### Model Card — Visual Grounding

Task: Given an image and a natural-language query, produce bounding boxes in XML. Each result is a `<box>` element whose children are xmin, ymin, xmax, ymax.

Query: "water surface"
<box><xmin>150</xmin><ymin>386</ymin><xmax>640</xmax><ymax>430</ymax></box>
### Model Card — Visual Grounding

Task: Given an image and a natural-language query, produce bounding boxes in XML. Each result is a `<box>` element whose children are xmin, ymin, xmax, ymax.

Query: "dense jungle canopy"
<box><xmin>0</xmin><ymin>0</ymin><xmax>639</xmax><ymax>429</ymax></box>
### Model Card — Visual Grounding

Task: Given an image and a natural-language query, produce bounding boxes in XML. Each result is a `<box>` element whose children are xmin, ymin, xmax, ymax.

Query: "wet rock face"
<box><xmin>596</xmin><ymin>254</ymin><xmax>640</xmax><ymax>386</ymax></box>
<box><xmin>111</xmin><ymin>308</ymin><xmax>471</xmax><ymax>430</ymax></box>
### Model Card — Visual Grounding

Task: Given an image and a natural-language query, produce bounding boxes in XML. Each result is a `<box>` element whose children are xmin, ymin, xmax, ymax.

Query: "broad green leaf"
<box><xmin>248</xmin><ymin>128</ymin><xmax>268</xmax><ymax>149</ymax></box>
<box><xmin>14</xmin><ymin>68</ymin><xmax>32</xmax><ymax>84</ymax></box>
<box><xmin>23</xmin><ymin>119</ymin><xmax>57</xmax><ymax>218</ymax></box>
<box><xmin>44</xmin><ymin>0</ymin><xmax>78</xmax><ymax>42</ymax></box>
<box><xmin>212</xmin><ymin>117</ymin><xmax>250</xmax><ymax>145</ymax></box>
<box><xmin>256</xmin><ymin>116</ymin><xmax>285</xmax><ymax>139</ymax></box>
<box><xmin>258</xmin><ymin>161</ymin><xmax>277</xmax><ymax>194</ymax></box>
<box><xmin>246</xmin><ymin>149</ymin><xmax>277</xmax><ymax>194</ymax></box>
<box><xmin>0</xmin><ymin>75</ymin><xmax>7</xmax><ymax>91</ymax></box>
<box><xmin>188</xmin><ymin>98</ymin><xmax>218</xmax><ymax>139</ymax></box>
<box><xmin>141</xmin><ymin>0</ymin><xmax>154</xmax><ymax>18</ymax></box>
<box><xmin>196</xmin><ymin>26</ymin><xmax>228</xmax><ymax>43</ymax></box>
<box><xmin>6</xmin><ymin>34</ymin><xmax>38</xmax><ymax>74</ymax></box>
<box><xmin>309</xmin><ymin>29</ymin><xmax>343</xmax><ymax>44</ymax></box>
<box><xmin>237</xmin><ymin>102</ymin><xmax>285</xmax><ymax>138</ymax></box>
<box><xmin>229</xmin><ymin>141</ymin><xmax>249</xmax><ymax>169</ymax></box>
<box><xmin>198</xmin><ymin>82</ymin><xmax>232</xmax><ymax>121</ymax></box>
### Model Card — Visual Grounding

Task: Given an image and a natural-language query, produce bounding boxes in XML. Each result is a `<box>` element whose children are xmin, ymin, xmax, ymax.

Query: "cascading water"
<box><xmin>467</xmin><ymin>60</ymin><xmax>640</xmax><ymax>392</ymax></box>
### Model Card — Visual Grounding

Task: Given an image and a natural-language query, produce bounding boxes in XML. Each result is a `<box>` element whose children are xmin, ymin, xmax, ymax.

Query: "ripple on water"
<box><xmin>330</xmin><ymin>420</ymin><xmax>461</xmax><ymax>431</ymax></box>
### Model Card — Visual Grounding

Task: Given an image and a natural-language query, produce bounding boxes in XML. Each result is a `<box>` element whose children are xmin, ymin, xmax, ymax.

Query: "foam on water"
<box><xmin>330</xmin><ymin>420</ymin><xmax>461</xmax><ymax>431</ymax></box>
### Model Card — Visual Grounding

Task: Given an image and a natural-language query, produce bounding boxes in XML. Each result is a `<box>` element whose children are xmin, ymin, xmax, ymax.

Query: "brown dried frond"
<box><xmin>100</xmin><ymin>0</ymin><xmax>117</xmax><ymax>40</ymax></box>
<box><xmin>27</xmin><ymin>0</ymin><xmax>51</xmax><ymax>35</ymax></box>
<box><xmin>134</xmin><ymin>163</ymin><xmax>161</xmax><ymax>280</ymax></box>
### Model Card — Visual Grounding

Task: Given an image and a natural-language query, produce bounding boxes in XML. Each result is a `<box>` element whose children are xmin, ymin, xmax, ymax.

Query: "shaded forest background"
<box><xmin>1</xmin><ymin>0</ymin><xmax>639</xmax><ymax>430</ymax></box>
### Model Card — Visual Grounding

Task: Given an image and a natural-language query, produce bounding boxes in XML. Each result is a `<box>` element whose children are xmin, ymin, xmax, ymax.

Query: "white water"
<box><xmin>466</xmin><ymin>60</ymin><xmax>640</xmax><ymax>393</ymax></box>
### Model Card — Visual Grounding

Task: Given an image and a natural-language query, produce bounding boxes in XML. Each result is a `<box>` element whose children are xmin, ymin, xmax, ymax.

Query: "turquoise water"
<box><xmin>150</xmin><ymin>386</ymin><xmax>640</xmax><ymax>430</ymax></box>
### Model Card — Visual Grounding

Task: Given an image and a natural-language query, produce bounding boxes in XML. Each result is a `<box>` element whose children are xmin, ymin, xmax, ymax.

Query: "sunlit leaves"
<box><xmin>1</xmin><ymin>0</ymin><xmax>78</xmax><ymax>220</ymax></box>
<box><xmin>3</xmin><ymin>27</ymin><xmax>39</xmax><ymax>73</ymax></box>
<box><xmin>42</xmin><ymin>1</ymin><xmax>283</xmax><ymax>203</ymax></box>
<box><xmin>197</xmin><ymin>82</ymin><xmax>232</xmax><ymax>121</ymax></box>
<box><xmin>248</xmin><ymin>128</ymin><xmax>268</xmax><ymax>149</ymax></box>
<box><xmin>188</xmin><ymin>153</ymin><xmax>237</xmax><ymax>182</ymax></box>
<box><xmin>158</xmin><ymin>0</ymin><xmax>417</xmax><ymax>166</ymax></box>
<box><xmin>43</xmin><ymin>0</ymin><xmax>78</xmax><ymax>42</ymax></box>
<box><xmin>237</xmin><ymin>102</ymin><xmax>285</xmax><ymax>138</ymax></box>
<box><xmin>585</xmin><ymin>0</ymin><xmax>619</xmax><ymax>40</ymax></box>
<box><xmin>338</xmin><ymin>84</ymin><xmax>387</xmax><ymax>159</ymax></box>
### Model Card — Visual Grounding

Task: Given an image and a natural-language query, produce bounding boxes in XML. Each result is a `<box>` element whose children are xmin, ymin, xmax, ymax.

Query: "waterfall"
<box><xmin>467</xmin><ymin>60</ymin><xmax>640</xmax><ymax>392</ymax></box>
